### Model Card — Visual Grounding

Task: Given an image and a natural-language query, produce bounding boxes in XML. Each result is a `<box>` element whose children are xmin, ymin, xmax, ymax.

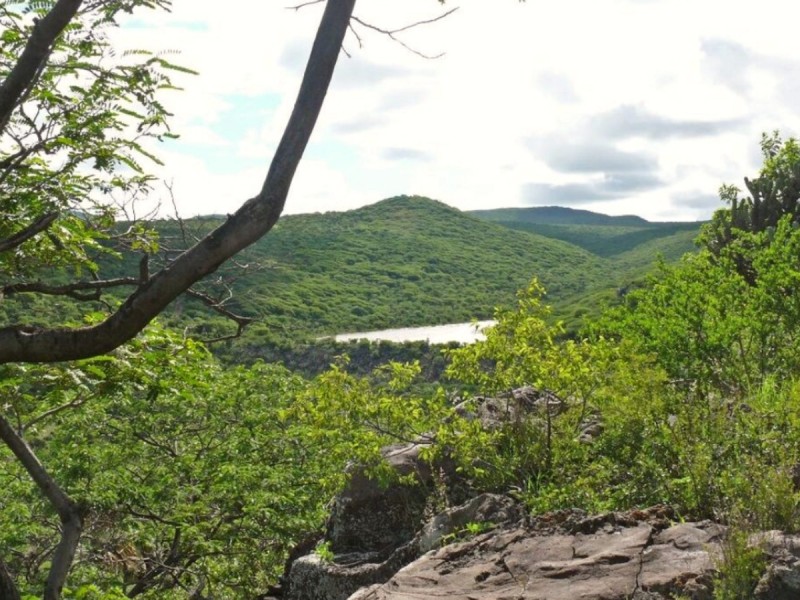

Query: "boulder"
<box><xmin>326</xmin><ymin>388</ymin><xmax>552</xmax><ymax>556</ymax></box>
<box><xmin>288</xmin><ymin>494</ymin><xmax>519</xmax><ymax>600</ymax></box>
<box><xmin>348</xmin><ymin>510</ymin><xmax>721</xmax><ymax>600</ymax></box>
<box><xmin>753</xmin><ymin>530</ymin><xmax>800</xmax><ymax>599</ymax></box>
<box><xmin>454</xmin><ymin>386</ymin><xmax>564</xmax><ymax>430</ymax></box>
<box><xmin>326</xmin><ymin>442</ymin><xmax>434</xmax><ymax>555</ymax></box>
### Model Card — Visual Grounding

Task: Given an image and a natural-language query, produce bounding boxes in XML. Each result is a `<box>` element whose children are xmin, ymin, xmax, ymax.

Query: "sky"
<box><xmin>115</xmin><ymin>0</ymin><xmax>800</xmax><ymax>222</ymax></box>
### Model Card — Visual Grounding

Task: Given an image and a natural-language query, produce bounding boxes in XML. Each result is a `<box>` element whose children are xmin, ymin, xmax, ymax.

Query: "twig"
<box><xmin>286</xmin><ymin>0</ymin><xmax>325</xmax><ymax>10</ymax></box>
<box><xmin>350</xmin><ymin>7</ymin><xmax>459</xmax><ymax>59</ymax></box>
<box><xmin>184</xmin><ymin>287</ymin><xmax>255</xmax><ymax>343</ymax></box>
<box><xmin>0</xmin><ymin>212</ymin><xmax>59</xmax><ymax>253</ymax></box>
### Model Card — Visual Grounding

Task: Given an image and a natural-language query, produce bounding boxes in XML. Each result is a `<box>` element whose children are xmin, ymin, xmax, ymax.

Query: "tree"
<box><xmin>0</xmin><ymin>0</ymin><xmax>357</xmax><ymax>597</ymax></box>
<box><xmin>0</xmin><ymin>1</ymin><xmax>476</xmax><ymax>597</ymax></box>
<box><xmin>700</xmin><ymin>133</ymin><xmax>800</xmax><ymax>262</ymax></box>
<box><xmin>0</xmin><ymin>0</ymin><xmax>356</xmax><ymax>364</ymax></box>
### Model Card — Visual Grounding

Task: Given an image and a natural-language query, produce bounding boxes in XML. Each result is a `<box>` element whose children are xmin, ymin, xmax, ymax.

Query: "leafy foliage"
<box><xmin>0</xmin><ymin>324</ymin><xmax>447</xmax><ymax>598</ymax></box>
<box><xmin>0</xmin><ymin>0</ymin><xmax>188</xmax><ymax>280</ymax></box>
<box><xmin>701</xmin><ymin>133</ymin><xmax>800</xmax><ymax>264</ymax></box>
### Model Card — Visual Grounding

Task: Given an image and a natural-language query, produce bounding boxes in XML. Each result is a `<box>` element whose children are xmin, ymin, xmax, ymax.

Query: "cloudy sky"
<box><xmin>116</xmin><ymin>0</ymin><xmax>800</xmax><ymax>222</ymax></box>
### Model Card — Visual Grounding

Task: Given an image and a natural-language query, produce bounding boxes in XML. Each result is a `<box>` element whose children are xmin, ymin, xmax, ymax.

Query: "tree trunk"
<box><xmin>0</xmin><ymin>0</ymin><xmax>358</xmax><ymax>365</ymax></box>
<box><xmin>0</xmin><ymin>558</ymin><xmax>21</xmax><ymax>600</ymax></box>
<box><xmin>0</xmin><ymin>413</ymin><xmax>83</xmax><ymax>600</ymax></box>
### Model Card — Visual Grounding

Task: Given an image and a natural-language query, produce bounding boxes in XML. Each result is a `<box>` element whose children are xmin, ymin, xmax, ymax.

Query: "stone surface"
<box><xmin>754</xmin><ymin>530</ymin><xmax>800</xmax><ymax>599</ymax></box>
<box><xmin>454</xmin><ymin>386</ymin><xmax>564</xmax><ymax>430</ymax></box>
<box><xmin>326</xmin><ymin>442</ymin><xmax>433</xmax><ymax>555</ymax></box>
<box><xmin>418</xmin><ymin>493</ymin><xmax>523</xmax><ymax>554</ymax></box>
<box><xmin>348</xmin><ymin>511</ymin><xmax>724</xmax><ymax>600</ymax></box>
<box><xmin>288</xmin><ymin>494</ymin><xmax>519</xmax><ymax>600</ymax></box>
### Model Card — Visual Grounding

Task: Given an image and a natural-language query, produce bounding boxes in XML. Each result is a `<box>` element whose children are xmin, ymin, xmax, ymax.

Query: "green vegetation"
<box><xmin>142</xmin><ymin>196</ymin><xmax>615</xmax><ymax>342</ymax></box>
<box><xmin>468</xmin><ymin>205</ymin><xmax>701</xmax><ymax>257</ymax></box>
<box><xmin>6</xmin><ymin>132</ymin><xmax>800</xmax><ymax>596</ymax></box>
<box><xmin>4</xmin><ymin>2</ymin><xmax>800</xmax><ymax>598</ymax></box>
<box><xmin>16</xmin><ymin>195</ymin><xmax>696</xmax><ymax>351</ymax></box>
<box><xmin>713</xmin><ymin>529</ymin><xmax>767</xmax><ymax>600</ymax></box>
<box><xmin>182</xmin><ymin>197</ymin><xmax>701</xmax><ymax>341</ymax></box>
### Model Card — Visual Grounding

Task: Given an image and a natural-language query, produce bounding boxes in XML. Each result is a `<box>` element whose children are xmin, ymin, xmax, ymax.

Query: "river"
<box><xmin>333</xmin><ymin>320</ymin><xmax>496</xmax><ymax>344</ymax></box>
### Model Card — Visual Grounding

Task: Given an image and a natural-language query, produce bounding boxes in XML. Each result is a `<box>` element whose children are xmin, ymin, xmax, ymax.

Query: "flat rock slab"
<box><xmin>349</xmin><ymin>520</ymin><xmax>723</xmax><ymax>600</ymax></box>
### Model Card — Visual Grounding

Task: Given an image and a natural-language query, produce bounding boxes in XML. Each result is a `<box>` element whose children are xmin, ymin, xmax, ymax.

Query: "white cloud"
<box><xmin>112</xmin><ymin>0</ymin><xmax>800</xmax><ymax>222</ymax></box>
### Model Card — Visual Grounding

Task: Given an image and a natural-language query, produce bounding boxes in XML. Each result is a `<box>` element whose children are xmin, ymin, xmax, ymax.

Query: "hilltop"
<box><xmin>468</xmin><ymin>205</ymin><xmax>702</xmax><ymax>258</ymax></box>
<box><xmin>469</xmin><ymin>205</ymin><xmax>650</xmax><ymax>227</ymax></box>
<box><xmin>153</xmin><ymin>196</ymin><xmax>700</xmax><ymax>342</ymax></box>
<box><xmin>0</xmin><ymin>196</ymin><xmax>703</xmax><ymax>344</ymax></box>
<box><xmin>165</xmin><ymin>196</ymin><xmax>613</xmax><ymax>341</ymax></box>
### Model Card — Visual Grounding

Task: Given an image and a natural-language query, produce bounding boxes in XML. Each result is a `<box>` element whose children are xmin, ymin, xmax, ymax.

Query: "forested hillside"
<box><xmin>468</xmin><ymin>205</ymin><xmax>702</xmax><ymax>257</ymax></box>
<box><xmin>87</xmin><ymin>196</ymin><xmax>701</xmax><ymax>345</ymax></box>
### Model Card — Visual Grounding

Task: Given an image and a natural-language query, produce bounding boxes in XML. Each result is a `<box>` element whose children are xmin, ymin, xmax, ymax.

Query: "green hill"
<box><xmin>468</xmin><ymin>206</ymin><xmax>702</xmax><ymax>258</ymax></box>
<box><xmin>469</xmin><ymin>205</ymin><xmax>649</xmax><ymax>227</ymax></box>
<box><xmin>0</xmin><ymin>197</ymin><xmax>705</xmax><ymax>346</ymax></box>
<box><xmin>166</xmin><ymin>196</ymin><xmax>613</xmax><ymax>341</ymax></box>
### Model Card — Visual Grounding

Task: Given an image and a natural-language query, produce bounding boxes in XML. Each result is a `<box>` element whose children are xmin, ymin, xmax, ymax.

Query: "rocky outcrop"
<box><xmin>350</xmin><ymin>509</ymin><xmax>800</xmax><ymax>600</ymax></box>
<box><xmin>280</xmin><ymin>388</ymin><xmax>800</xmax><ymax>600</ymax></box>
<box><xmin>287</xmin><ymin>494</ymin><xmax>520</xmax><ymax>600</ymax></box>
<box><xmin>325</xmin><ymin>441</ymin><xmax>434</xmax><ymax>555</ymax></box>
<box><xmin>453</xmin><ymin>386</ymin><xmax>564</xmax><ymax>429</ymax></box>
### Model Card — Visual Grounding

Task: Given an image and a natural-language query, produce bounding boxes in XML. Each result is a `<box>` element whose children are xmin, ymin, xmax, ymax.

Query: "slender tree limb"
<box><xmin>184</xmin><ymin>288</ymin><xmax>255</xmax><ymax>343</ymax></box>
<box><xmin>355</xmin><ymin>6</ymin><xmax>458</xmax><ymax>36</ymax></box>
<box><xmin>287</xmin><ymin>0</ymin><xmax>325</xmax><ymax>9</ymax></box>
<box><xmin>0</xmin><ymin>0</ymin><xmax>357</xmax><ymax>364</ymax></box>
<box><xmin>25</xmin><ymin>393</ymin><xmax>88</xmax><ymax>431</ymax></box>
<box><xmin>0</xmin><ymin>212</ymin><xmax>59</xmax><ymax>254</ymax></box>
<box><xmin>0</xmin><ymin>413</ymin><xmax>84</xmax><ymax>600</ymax></box>
<box><xmin>2</xmin><ymin>277</ymin><xmax>139</xmax><ymax>301</ymax></box>
<box><xmin>0</xmin><ymin>0</ymin><xmax>84</xmax><ymax>134</ymax></box>
<box><xmin>0</xmin><ymin>557</ymin><xmax>21</xmax><ymax>600</ymax></box>
<box><xmin>350</xmin><ymin>7</ymin><xmax>458</xmax><ymax>59</ymax></box>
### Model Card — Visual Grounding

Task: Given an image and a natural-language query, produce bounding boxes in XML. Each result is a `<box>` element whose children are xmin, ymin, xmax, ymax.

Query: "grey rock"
<box><xmin>347</xmin><ymin>516</ymin><xmax>725</xmax><ymax>600</ymax></box>
<box><xmin>326</xmin><ymin>442</ymin><xmax>433</xmax><ymax>555</ymax></box>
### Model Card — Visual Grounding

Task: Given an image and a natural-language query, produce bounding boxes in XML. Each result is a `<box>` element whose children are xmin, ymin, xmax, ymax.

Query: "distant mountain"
<box><xmin>468</xmin><ymin>206</ymin><xmax>703</xmax><ymax>258</ymax></box>
<box><xmin>189</xmin><ymin>196</ymin><xmax>613</xmax><ymax>341</ymax></box>
<box><xmin>469</xmin><ymin>206</ymin><xmax>650</xmax><ymax>227</ymax></box>
<box><xmin>159</xmin><ymin>196</ymin><xmax>702</xmax><ymax>341</ymax></box>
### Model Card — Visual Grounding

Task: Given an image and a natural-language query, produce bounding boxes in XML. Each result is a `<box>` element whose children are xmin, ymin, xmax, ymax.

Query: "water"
<box><xmin>333</xmin><ymin>320</ymin><xmax>496</xmax><ymax>344</ymax></box>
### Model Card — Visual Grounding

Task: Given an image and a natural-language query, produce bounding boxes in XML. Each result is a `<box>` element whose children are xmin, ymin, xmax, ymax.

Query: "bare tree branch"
<box><xmin>357</xmin><ymin>6</ymin><xmax>459</xmax><ymax>36</ymax></box>
<box><xmin>287</xmin><ymin>0</ymin><xmax>325</xmax><ymax>10</ymax></box>
<box><xmin>0</xmin><ymin>212</ymin><xmax>59</xmax><ymax>253</ymax></box>
<box><xmin>0</xmin><ymin>0</ymin><xmax>358</xmax><ymax>364</ymax></box>
<box><xmin>0</xmin><ymin>0</ymin><xmax>85</xmax><ymax>134</ymax></box>
<box><xmin>0</xmin><ymin>413</ymin><xmax>84</xmax><ymax>600</ymax></box>
<box><xmin>350</xmin><ymin>7</ymin><xmax>459</xmax><ymax>59</ymax></box>
<box><xmin>2</xmin><ymin>277</ymin><xmax>140</xmax><ymax>301</ymax></box>
<box><xmin>184</xmin><ymin>287</ymin><xmax>255</xmax><ymax>343</ymax></box>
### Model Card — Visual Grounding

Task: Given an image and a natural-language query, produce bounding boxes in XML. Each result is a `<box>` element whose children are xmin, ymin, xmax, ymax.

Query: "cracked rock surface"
<box><xmin>348</xmin><ymin>508</ymin><xmax>725</xmax><ymax>600</ymax></box>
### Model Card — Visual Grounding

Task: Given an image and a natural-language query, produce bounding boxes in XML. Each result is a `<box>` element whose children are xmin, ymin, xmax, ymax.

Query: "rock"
<box><xmin>288</xmin><ymin>545</ymin><xmax>417</xmax><ymax>600</ymax></box>
<box><xmin>347</xmin><ymin>512</ymin><xmax>726</xmax><ymax>600</ymax></box>
<box><xmin>288</xmin><ymin>494</ymin><xmax>520</xmax><ymax>600</ymax></box>
<box><xmin>326</xmin><ymin>387</ymin><xmax>551</xmax><ymax>556</ymax></box>
<box><xmin>454</xmin><ymin>387</ymin><xmax>564</xmax><ymax>430</ymax></box>
<box><xmin>418</xmin><ymin>493</ymin><xmax>524</xmax><ymax>553</ymax></box>
<box><xmin>753</xmin><ymin>530</ymin><xmax>800</xmax><ymax>599</ymax></box>
<box><xmin>326</xmin><ymin>442</ymin><xmax>434</xmax><ymax>555</ymax></box>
